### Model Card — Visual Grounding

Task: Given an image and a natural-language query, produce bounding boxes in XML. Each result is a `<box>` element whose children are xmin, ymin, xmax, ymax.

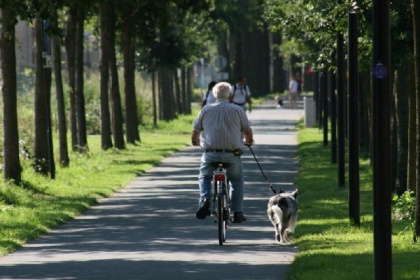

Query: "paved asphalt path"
<box><xmin>0</xmin><ymin>100</ymin><xmax>303</xmax><ymax>280</ymax></box>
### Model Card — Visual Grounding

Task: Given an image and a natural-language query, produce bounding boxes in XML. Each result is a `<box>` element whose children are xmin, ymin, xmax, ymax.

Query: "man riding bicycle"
<box><xmin>191</xmin><ymin>81</ymin><xmax>254</xmax><ymax>223</ymax></box>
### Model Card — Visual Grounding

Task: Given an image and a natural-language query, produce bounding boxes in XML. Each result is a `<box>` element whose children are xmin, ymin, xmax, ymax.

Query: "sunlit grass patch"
<box><xmin>0</xmin><ymin>109</ymin><xmax>198</xmax><ymax>256</ymax></box>
<box><xmin>289</xmin><ymin>126</ymin><xmax>420</xmax><ymax>280</ymax></box>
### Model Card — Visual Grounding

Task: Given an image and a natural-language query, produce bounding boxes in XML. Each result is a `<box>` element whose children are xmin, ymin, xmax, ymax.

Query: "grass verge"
<box><xmin>0</xmin><ymin>110</ymin><xmax>198</xmax><ymax>256</ymax></box>
<box><xmin>289</xmin><ymin>126</ymin><xmax>420</xmax><ymax>280</ymax></box>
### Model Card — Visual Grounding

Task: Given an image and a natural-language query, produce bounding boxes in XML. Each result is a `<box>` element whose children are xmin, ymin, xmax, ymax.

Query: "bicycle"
<box><xmin>211</xmin><ymin>162</ymin><xmax>231</xmax><ymax>246</ymax></box>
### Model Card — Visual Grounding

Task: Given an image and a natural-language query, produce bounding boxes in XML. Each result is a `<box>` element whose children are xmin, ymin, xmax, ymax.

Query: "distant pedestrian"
<box><xmin>201</xmin><ymin>81</ymin><xmax>217</xmax><ymax>108</ymax></box>
<box><xmin>289</xmin><ymin>75</ymin><xmax>299</xmax><ymax>109</ymax></box>
<box><xmin>230</xmin><ymin>76</ymin><xmax>252</xmax><ymax>112</ymax></box>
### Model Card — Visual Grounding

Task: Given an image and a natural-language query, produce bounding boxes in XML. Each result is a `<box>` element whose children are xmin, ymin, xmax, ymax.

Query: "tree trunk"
<box><xmin>75</xmin><ymin>5</ymin><xmax>88</xmax><ymax>152</ymax></box>
<box><xmin>408</xmin><ymin>64</ymin><xmax>416</xmax><ymax>192</ymax></box>
<box><xmin>152</xmin><ymin>71</ymin><xmax>158</xmax><ymax>127</ymax></box>
<box><xmin>64</xmin><ymin>4</ymin><xmax>78</xmax><ymax>152</ymax></box>
<box><xmin>217</xmin><ymin>31</ymin><xmax>230</xmax><ymax>75</ymax></box>
<box><xmin>181</xmin><ymin>68</ymin><xmax>188</xmax><ymax>114</ymax></box>
<box><xmin>1</xmin><ymin>6</ymin><xmax>21</xmax><ymax>184</ymax></box>
<box><xmin>109</xmin><ymin>3</ymin><xmax>125</xmax><ymax>149</ymax></box>
<box><xmin>34</xmin><ymin>16</ymin><xmax>52</xmax><ymax>175</ymax></box>
<box><xmin>271</xmin><ymin>31</ymin><xmax>287</xmax><ymax>93</ymax></box>
<box><xmin>174</xmin><ymin>70</ymin><xmax>182</xmax><ymax>114</ymax></box>
<box><xmin>250</xmin><ymin>25</ymin><xmax>271</xmax><ymax>96</ymax></box>
<box><xmin>99</xmin><ymin>1</ymin><xmax>113</xmax><ymax>150</ymax></box>
<box><xmin>394</xmin><ymin>68</ymin><xmax>409</xmax><ymax>195</ymax></box>
<box><xmin>122</xmin><ymin>6</ymin><xmax>140</xmax><ymax>144</ymax></box>
<box><xmin>52</xmin><ymin>8</ymin><xmax>69</xmax><ymax>168</ymax></box>
<box><xmin>390</xmin><ymin>72</ymin><xmax>398</xmax><ymax>193</ymax></box>
<box><xmin>159</xmin><ymin>68</ymin><xmax>175</xmax><ymax>121</ymax></box>
<box><xmin>359</xmin><ymin>72</ymin><xmax>371</xmax><ymax>155</ymax></box>
<box><xmin>412</xmin><ymin>0</ymin><xmax>420</xmax><ymax>239</ymax></box>
<box><xmin>186</xmin><ymin>67</ymin><xmax>193</xmax><ymax>114</ymax></box>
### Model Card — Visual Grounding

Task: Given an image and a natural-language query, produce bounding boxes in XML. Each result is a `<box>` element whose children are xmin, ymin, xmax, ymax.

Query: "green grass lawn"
<box><xmin>0</xmin><ymin>111</ymin><xmax>197</xmax><ymax>256</ymax></box>
<box><xmin>290</xmin><ymin>126</ymin><xmax>420</xmax><ymax>280</ymax></box>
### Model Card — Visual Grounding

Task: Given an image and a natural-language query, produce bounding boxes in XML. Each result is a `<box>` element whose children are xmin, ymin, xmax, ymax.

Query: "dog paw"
<box><xmin>275</xmin><ymin>234</ymin><xmax>281</xmax><ymax>242</ymax></box>
<box><xmin>284</xmin><ymin>230</ymin><xmax>293</xmax><ymax>242</ymax></box>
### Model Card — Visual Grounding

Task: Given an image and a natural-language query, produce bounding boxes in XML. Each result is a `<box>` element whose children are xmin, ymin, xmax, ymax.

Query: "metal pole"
<box><xmin>348</xmin><ymin>12</ymin><xmax>360</xmax><ymax>226</ymax></box>
<box><xmin>373</xmin><ymin>0</ymin><xmax>392</xmax><ymax>279</ymax></box>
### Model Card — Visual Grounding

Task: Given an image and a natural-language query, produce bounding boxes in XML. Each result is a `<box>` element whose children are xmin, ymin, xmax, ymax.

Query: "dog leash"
<box><xmin>247</xmin><ymin>145</ymin><xmax>277</xmax><ymax>194</ymax></box>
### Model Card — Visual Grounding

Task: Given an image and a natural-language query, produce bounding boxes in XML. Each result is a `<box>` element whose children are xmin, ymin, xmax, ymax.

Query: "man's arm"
<box><xmin>191</xmin><ymin>130</ymin><xmax>201</xmax><ymax>146</ymax></box>
<box><xmin>243</xmin><ymin>128</ymin><xmax>254</xmax><ymax>146</ymax></box>
<box><xmin>246</xmin><ymin>95</ymin><xmax>252</xmax><ymax>106</ymax></box>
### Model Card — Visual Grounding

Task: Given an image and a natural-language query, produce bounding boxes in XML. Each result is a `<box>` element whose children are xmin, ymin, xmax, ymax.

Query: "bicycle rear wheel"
<box><xmin>217</xmin><ymin>194</ymin><xmax>226</xmax><ymax>245</ymax></box>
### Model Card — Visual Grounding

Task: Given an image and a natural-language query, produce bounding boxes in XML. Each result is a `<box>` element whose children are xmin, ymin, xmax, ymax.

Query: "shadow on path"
<box><xmin>0</xmin><ymin>101</ymin><xmax>303</xmax><ymax>280</ymax></box>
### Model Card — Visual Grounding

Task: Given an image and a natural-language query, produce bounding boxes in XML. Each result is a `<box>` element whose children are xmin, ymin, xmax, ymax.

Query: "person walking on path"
<box><xmin>230</xmin><ymin>76</ymin><xmax>252</xmax><ymax>112</ymax></box>
<box><xmin>191</xmin><ymin>81</ymin><xmax>254</xmax><ymax>223</ymax></box>
<box><xmin>201</xmin><ymin>81</ymin><xmax>217</xmax><ymax>107</ymax></box>
<box><xmin>289</xmin><ymin>75</ymin><xmax>299</xmax><ymax>109</ymax></box>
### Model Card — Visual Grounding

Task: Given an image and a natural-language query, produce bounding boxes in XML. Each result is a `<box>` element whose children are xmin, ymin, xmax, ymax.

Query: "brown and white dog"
<box><xmin>267</xmin><ymin>189</ymin><xmax>298</xmax><ymax>243</ymax></box>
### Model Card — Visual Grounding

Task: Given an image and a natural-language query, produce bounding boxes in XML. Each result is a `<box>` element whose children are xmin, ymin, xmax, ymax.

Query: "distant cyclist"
<box><xmin>191</xmin><ymin>81</ymin><xmax>254</xmax><ymax>223</ymax></box>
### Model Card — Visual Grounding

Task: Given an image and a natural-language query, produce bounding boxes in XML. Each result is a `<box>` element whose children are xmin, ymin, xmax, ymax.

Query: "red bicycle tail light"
<box><xmin>214</xmin><ymin>174</ymin><xmax>226</xmax><ymax>181</ymax></box>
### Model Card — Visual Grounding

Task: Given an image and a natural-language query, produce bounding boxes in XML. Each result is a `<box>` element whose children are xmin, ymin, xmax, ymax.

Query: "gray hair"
<box><xmin>212</xmin><ymin>82</ymin><xmax>231</xmax><ymax>100</ymax></box>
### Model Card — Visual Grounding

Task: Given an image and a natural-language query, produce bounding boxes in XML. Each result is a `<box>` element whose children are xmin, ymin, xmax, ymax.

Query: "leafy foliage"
<box><xmin>132</xmin><ymin>0</ymin><xmax>213</xmax><ymax>71</ymax></box>
<box><xmin>392</xmin><ymin>191</ymin><xmax>415</xmax><ymax>222</ymax></box>
<box><xmin>263</xmin><ymin>0</ymin><xmax>373</xmax><ymax>71</ymax></box>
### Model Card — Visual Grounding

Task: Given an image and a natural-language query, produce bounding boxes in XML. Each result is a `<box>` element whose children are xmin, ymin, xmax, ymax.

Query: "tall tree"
<box><xmin>407</xmin><ymin>65</ymin><xmax>416</xmax><ymax>192</ymax></box>
<box><xmin>99</xmin><ymin>0</ymin><xmax>113</xmax><ymax>150</ymax></box>
<box><xmin>0</xmin><ymin>4</ymin><xmax>21</xmax><ymax>184</ymax></box>
<box><xmin>228</xmin><ymin>0</ymin><xmax>271</xmax><ymax>96</ymax></box>
<box><xmin>121</xmin><ymin>2</ymin><xmax>140</xmax><ymax>143</ymax></box>
<box><xmin>33</xmin><ymin>15</ymin><xmax>54</xmax><ymax>176</ymax></box>
<box><xmin>271</xmin><ymin>31</ymin><xmax>287</xmax><ymax>93</ymax></box>
<box><xmin>134</xmin><ymin>0</ymin><xmax>211</xmax><ymax>120</ymax></box>
<box><xmin>174</xmin><ymin>70</ymin><xmax>182</xmax><ymax>114</ymax></box>
<box><xmin>75</xmin><ymin>3</ymin><xmax>88</xmax><ymax>152</ymax></box>
<box><xmin>412</xmin><ymin>0</ymin><xmax>420</xmax><ymax>239</ymax></box>
<box><xmin>394</xmin><ymin>68</ymin><xmax>410</xmax><ymax>195</ymax></box>
<box><xmin>391</xmin><ymin>0</ymin><xmax>413</xmax><ymax>195</ymax></box>
<box><xmin>51</xmin><ymin>7</ymin><xmax>70</xmax><ymax>167</ymax></box>
<box><xmin>64</xmin><ymin>4</ymin><xmax>78</xmax><ymax>151</ymax></box>
<box><xmin>108</xmin><ymin>1</ymin><xmax>125</xmax><ymax>149</ymax></box>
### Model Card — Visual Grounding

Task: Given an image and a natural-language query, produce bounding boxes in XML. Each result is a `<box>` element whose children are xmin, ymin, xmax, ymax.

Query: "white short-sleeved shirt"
<box><xmin>193</xmin><ymin>100</ymin><xmax>251</xmax><ymax>150</ymax></box>
<box><xmin>202</xmin><ymin>90</ymin><xmax>216</xmax><ymax>105</ymax></box>
<box><xmin>230</xmin><ymin>84</ymin><xmax>251</xmax><ymax>106</ymax></box>
<box><xmin>289</xmin><ymin>79</ymin><xmax>298</xmax><ymax>93</ymax></box>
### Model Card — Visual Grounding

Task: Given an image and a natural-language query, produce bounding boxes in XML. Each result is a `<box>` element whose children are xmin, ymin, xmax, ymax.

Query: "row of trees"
<box><xmin>263</xmin><ymin>0</ymin><xmax>420</xmax><ymax>238</ymax></box>
<box><xmin>1</xmin><ymin>1</ymin><xmax>287</xmax><ymax>185</ymax></box>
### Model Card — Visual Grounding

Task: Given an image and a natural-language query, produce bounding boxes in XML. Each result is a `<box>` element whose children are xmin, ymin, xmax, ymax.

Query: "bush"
<box><xmin>392</xmin><ymin>190</ymin><xmax>415</xmax><ymax>222</ymax></box>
